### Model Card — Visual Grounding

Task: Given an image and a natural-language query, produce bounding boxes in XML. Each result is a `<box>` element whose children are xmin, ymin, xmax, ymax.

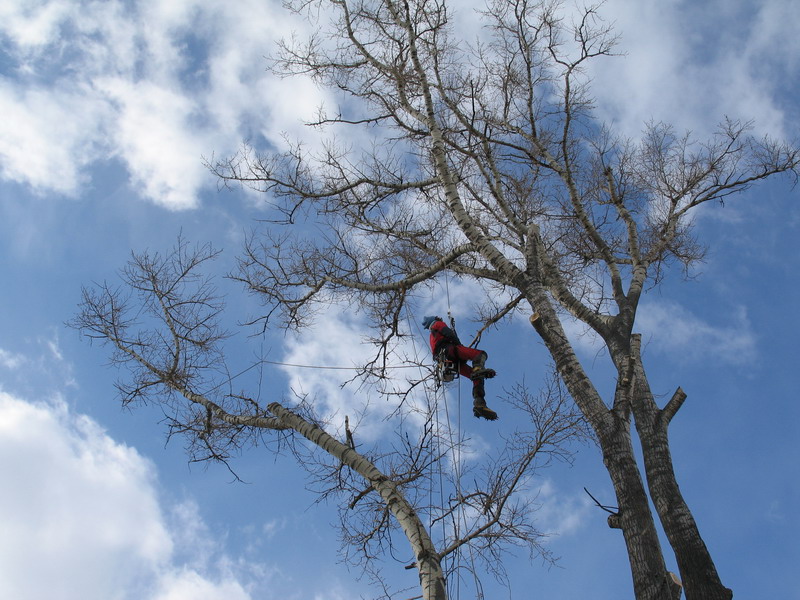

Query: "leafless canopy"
<box><xmin>212</xmin><ymin>0</ymin><xmax>797</xmax><ymax>347</ymax></box>
<box><xmin>72</xmin><ymin>236</ymin><xmax>588</xmax><ymax>600</ymax></box>
<box><xmin>78</xmin><ymin>1</ymin><xmax>798</xmax><ymax>599</ymax></box>
<box><xmin>207</xmin><ymin>1</ymin><xmax>797</xmax><ymax>599</ymax></box>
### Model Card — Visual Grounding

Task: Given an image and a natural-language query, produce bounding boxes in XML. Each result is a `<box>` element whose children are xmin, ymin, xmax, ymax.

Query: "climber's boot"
<box><xmin>472</xmin><ymin>383</ymin><xmax>498</xmax><ymax>421</ymax></box>
<box><xmin>472</xmin><ymin>402</ymin><xmax>499</xmax><ymax>421</ymax></box>
<box><xmin>470</xmin><ymin>351</ymin><xmax>496</xmax><ymax>380</ymax></box>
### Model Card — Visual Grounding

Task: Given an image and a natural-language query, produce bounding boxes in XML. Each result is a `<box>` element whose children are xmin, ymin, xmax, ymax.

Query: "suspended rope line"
<box><xmin>202</xmin><ymin>354</ymin><xmax>423</xmax><ymax>400</ymax></box>
<box><xmin>203</xmin><ymin>359</ymin><xmax>265</xmax><ymax>395</ymax></box>
<box><xmin>443</xmin><ymin>266</ymin><xmax>457</xmax><ymax>336</ymax></box>
<box><xmin>260</xmin><ymin>358</ymin><xmax>423</xmax><ymax>371</ymax></box>
<box><xmin>453</xmin><ymin>374</ymin><xmax>466</xmax><ymax>600</ymax></box>
<box><xmin>442</xmin><ymin>364</ymin><xmax>482</xmax><ymax>600</ymax></box>
<box><xmin>444</xmin><ymin>267</ymin><xmax>453</xmax><ymax>315</ymax></box>
<box><xmin>402</xmin><ymin>302</ymin><xmax>444</xmax><ymax>566</ymax></box>
<box><xmin>432</xmin><ymin>388</ymin><xmax>449</xmax><ymax>581</ymax></box>
<box><xmin>403</xmin><ymin>271</ymin><xmax>485</xmax><ymax>599</ymax></box>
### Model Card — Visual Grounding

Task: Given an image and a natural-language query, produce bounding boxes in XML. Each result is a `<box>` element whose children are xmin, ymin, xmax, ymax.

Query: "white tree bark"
<box><xmin>267</xmin><ymin>402</ymin><xmax>448</xmax><ymax>600</ymax></box>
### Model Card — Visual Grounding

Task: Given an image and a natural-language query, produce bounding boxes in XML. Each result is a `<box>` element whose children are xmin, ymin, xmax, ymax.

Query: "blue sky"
<box><xmin>1</xmin><ymin>1</ymin><xmax>798</xmax><ymax>599</ymax></box>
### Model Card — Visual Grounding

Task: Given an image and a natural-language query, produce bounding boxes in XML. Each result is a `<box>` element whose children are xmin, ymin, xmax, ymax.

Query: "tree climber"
<box><xmin>421</xmin><ymin>316</ymin><xmax>498</xmax><ymax>421</ymax></box>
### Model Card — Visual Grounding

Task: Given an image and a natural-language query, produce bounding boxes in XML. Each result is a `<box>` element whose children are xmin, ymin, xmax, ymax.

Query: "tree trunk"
<box><xmin>527</xmin><ymin>307</ymin><xmax>680</xmax><ymax>599</ymax></box>
<box><xmin>268</xmin><ymin>402</ymin><xmax>448</xmax><ymax>600</ymax></box>
<box><xmin>598</xmin><ymin>418</ymin><xmax>683</xmax><ymax>600</ymax></box>
<box><xmin>626</xmin><ymin>337</ymin><xmax>733</xmax><ymax>600</ymax></box>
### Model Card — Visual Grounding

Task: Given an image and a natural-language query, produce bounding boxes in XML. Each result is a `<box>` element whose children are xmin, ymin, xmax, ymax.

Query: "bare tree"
<box><xmin>207</xmin><ymin>1</ymin><xmax>799</xmax><ymax>599</ymax></box>
<box><xmin>72</xmin><ymin>238</ymin><xmax>588</xmax><ymax>600</ymax></box>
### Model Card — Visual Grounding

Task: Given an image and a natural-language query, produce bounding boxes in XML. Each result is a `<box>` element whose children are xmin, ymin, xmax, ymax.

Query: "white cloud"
<box><xmin>0</xmin><ymin>391</ymin><xmax>169</xmax><ymax>600</ymax></box>
<box><xmin>312</xmin><ymin>589</ymin><xmax>350</xmax><ymax>600</ymax></box>
<box><xmin>279</xmin><ymin>311</ymin><xmax>408</xmax><ymax>438</ymax></box>
<box><xmin>0</xmin><ymin>0</ymin><xmax>72</xmax><ymax>49</ymax></box>
<box><xmin>1</xmin><ymin>0</ymin><xmax>794</xmax><ymax>209</ymax></box>
<box><xmin>0</xmin><ymin>81</ymin><xmax>109</xmax><ymax>194</ymax></box>
<box><xmin>0</xmin><ymin>348</ymin><xmax>25</xmax><ymax>369</ymax></box>
<box><xmin>0</xmin><ymin>391</ymin><xmax>259</xmax><ymax>600</ymax></box>
<box><xmin>0</xmin><ymin>0</ymin><xmax>330</xmax><ymax>209</ymax></box>
<box><xmin>560</xmin><ymin>299</ymin><xmax>757</xmax><ymax>367</ymax></box>
<box><xmin>97</xmin><ymin>78</ymin><xmax>209</xmax><ymax>210</ymax></box>
<box><xmin>261</xmin><ymin>517</ymin><xmax>287</xmax><ymax>540</ymax></box>
<box><xmin>747</xmin><ymin>1</ymin><xmax>800</xmax><ymax>74</ymax></box>
<box><xmin>275</xmin><ymin>292</ymin><xmax>498</xmax><ymax>468</ymax></box>
<box><xmin>587</xmin><ymin>0</ymin><xmax>794</xmax><ymax>140</ymax></box>
<box><xmin>634</xmin><ymin>300</ymin><xmax>756</xmax><ymax>365</ymax></box>
<box><xmin>534</xmin><ymin>479</ymin><xmax>591</xmax><ymax>537</ymax></box>
<box><xmin>151</xmin><ymin>570</ymin><xmax>251</xmax><ymax>600</ymax></box>
<box><xmin>560</xmin><ymin>316</ymin><xmax>606</xmax><ymax>358</ymax></box>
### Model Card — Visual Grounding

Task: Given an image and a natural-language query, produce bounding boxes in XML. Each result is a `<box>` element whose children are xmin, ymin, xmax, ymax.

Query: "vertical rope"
<box><xmin>405</xmin><ymin>269</ymin><xmax>471</xmax><ymax>600</ymax></box>
<box><xmin>404</xmin><ymin>302</ymin><xmax>450</xmax><ymax>583</ymax></box>
<box><xmin>441</xmin><ymin>268</ymin><xmax>468</xmax><ymax>600</ymax></box>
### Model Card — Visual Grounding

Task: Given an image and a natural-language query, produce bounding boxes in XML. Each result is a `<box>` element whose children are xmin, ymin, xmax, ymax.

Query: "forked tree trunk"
<box><xmin>527</xmin><ymin>303</ymin><xmax>681</xmax><ymax>600</ymax></box>
<box><xmin>598</xmin><ymin>417</ymin><xmax>683</xmax><ymax>600</ymax></box>
<box><xmin>267</xmin><ymin>402</ymin><xmax>448</xmax><ymax>600</ymax></box>
<box><xmin>625</xmin><ymin>337</ymin><xmax>733</xmax><ymax>600</ymax></box>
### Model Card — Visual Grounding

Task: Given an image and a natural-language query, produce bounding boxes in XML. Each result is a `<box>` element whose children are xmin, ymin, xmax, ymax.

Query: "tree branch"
<box><xmin>661</xmin><ymin>387</ymin><xmax>687</xmax><ymax>426</ymax></box>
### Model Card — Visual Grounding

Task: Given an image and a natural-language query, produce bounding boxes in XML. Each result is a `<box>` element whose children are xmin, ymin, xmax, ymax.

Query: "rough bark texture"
<box><xmin>528</xmin><ymin>302</ymin><xmax>680</xmax><ymax>600</ymax></box>
<box><xmin>600</xmin><ymin>422</ymin><xmax>683</xmax><ymax>600</ymax></box>
<box><xmin>625</xmin><ymin>337</ymin><xmax>733</xmax><ymax>600</ymax></box>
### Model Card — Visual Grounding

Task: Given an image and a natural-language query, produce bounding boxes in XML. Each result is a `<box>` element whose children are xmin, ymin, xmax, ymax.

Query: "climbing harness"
<box><xmin>434</xmin><ymin>313</ymin><xmax>461</xmax><ymax>386</ymax></box>
<box><xmin>435</xmin><ymin>348</ymin><xmax>459</xmax><ymax>384</ymax></box>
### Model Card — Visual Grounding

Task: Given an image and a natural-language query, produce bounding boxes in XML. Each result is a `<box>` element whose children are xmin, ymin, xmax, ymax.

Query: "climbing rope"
<box><xmin>440</xmin><ymin>270</ymin><xmax>485</xmax><ymax>598</ymax></box>
<box><xmin>405</xmin><ymin>283</ymin><xmax>470</xmax><ymax>598</ymax></box>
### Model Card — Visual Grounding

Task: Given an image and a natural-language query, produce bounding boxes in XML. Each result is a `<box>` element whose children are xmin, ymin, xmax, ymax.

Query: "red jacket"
<box><xmin>429</xmin><ymin>319</ymin><xmax>461</xmax><ymax>354</ymax></box>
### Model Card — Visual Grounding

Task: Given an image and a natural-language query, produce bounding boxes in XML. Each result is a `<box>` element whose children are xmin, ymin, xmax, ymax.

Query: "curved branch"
<box><xmin>267</xmin><ymin>401</ymin><xmax>446</xmax><ymax>600</ymax></box>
